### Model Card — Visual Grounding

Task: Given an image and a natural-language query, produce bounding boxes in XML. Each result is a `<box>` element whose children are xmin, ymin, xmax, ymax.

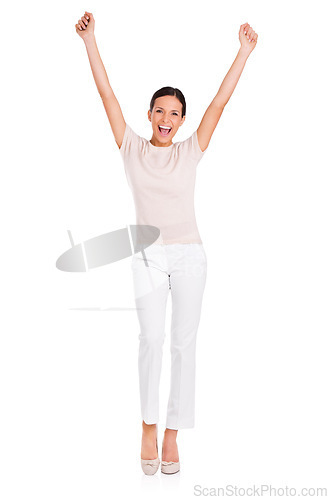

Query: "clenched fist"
<box><xmin>75</xmin><ymin>11</ymin><xmax>95</xmax><ymax>40</ymax></box>
<box><xmin>239</xmin><ymin>23</ymin><xmax>258</xmax><ymax>54</ymax></box>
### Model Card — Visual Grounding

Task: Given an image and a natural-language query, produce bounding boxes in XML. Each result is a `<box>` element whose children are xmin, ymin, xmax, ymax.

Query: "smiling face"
<box><xmin>148</xmin><ymin>95</ymin><xmax>186</xmax><ymax>147</ymax></box>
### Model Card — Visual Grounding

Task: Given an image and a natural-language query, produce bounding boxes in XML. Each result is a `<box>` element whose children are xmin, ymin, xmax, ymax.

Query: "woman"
<box><xmin>75</xmin><ymin>11</ymin><xmax>258</xmax><ymax>475</ymax></box>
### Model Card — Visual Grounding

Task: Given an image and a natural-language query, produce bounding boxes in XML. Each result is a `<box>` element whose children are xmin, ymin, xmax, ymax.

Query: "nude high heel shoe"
<box><xmin>141</xmin><ymin>429</ymin><xmax>160</xmax><ymax>475</ymax></box>
<box><xmin>161</xmin><ymin>438</ymin><xmax>180</xmax><ymax>474</ymax></box>
<box><xmin>161</xmin><ymin>459</ymin><xmax>180</xmax><ymax>474</ymax></box>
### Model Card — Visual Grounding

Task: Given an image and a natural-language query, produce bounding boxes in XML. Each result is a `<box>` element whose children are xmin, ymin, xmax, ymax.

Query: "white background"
<box><xmin>1</xmin><ymin>0</ymin><xmax>328</xmax><ymax>498</ymax></box>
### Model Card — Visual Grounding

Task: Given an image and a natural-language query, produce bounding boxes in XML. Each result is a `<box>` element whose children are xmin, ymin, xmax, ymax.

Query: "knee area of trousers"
<box><xmin>170</xmin><ymin>339</ymin><xmax>196</xmax><ymax>353</ymax></box>
<box><xmin>139</xmin><ymin>331</ymin><xmax>166</xmax><ymax>347</ymax></box>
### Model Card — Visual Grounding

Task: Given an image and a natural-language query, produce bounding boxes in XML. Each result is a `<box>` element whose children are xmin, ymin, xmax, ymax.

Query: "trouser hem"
<box><xmin>165</xmin><ymin>420</ymin><xmax>195</xmax><ymax>430</ymax></box>
<box><xmin>142</xmin><ymin>417</ymin><xmax>159</xmax><ymax>425</ymax></box>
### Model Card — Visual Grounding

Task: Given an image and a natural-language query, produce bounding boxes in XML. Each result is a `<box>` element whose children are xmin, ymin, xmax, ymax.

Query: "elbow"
<box><xmin>215</xmin><ymin>100</ymin><xmax>226</xmax><ymax>111</ymax></box>
<box><xmin>100</xmin><ymin>89</ymin><xmax>115</xmax><ymax>101</ymax></box>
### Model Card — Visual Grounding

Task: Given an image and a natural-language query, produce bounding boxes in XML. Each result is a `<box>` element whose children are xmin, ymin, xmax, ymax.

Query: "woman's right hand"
<box><xmin>75</xmin><ymin>11</ymin><xmax>95</xmax><ymax>40</ymax></box>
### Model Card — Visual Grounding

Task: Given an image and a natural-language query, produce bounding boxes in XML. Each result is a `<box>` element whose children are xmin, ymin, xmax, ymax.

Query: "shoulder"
<box><xmin>119</xmin><ymin>123</ymin><xmax>144</xmax><ymax>156</ymax></box>
<box><xmin>176</xmin><ymin>130</ymin><xmax>206</xmax><ymax>160</ymax></box>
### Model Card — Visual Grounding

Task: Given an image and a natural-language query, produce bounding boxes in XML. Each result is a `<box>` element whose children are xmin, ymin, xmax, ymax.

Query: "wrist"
<box><xmin>83</xmin><ymin>33</ymin><xmax>96</xmax><ymax>45</ymax></box>
<box><xmin>238</xmin><ymin>46</ymin><xmax>251</xmax><ymax>59</ymax></box>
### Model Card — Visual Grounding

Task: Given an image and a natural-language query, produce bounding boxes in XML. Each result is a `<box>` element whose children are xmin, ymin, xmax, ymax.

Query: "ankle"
<box><xmin>142</xmin><ymin>421</ymin><xmax>157</xmax><ymax>435</ymax></box>
<box><xmin>163</xmin><ymin>428</ymin><xmax>178</xmax><ymax>440</ymax></box>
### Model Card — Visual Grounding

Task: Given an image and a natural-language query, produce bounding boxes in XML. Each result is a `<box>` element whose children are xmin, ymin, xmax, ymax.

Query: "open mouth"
<box><xmin>158</xmin><ymin>125</ymin><xmax>172</xmax><ymax>137</ymax></box>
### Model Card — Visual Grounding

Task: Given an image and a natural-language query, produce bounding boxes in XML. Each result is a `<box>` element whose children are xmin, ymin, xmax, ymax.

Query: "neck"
<box><xmin>150</xmin><ymin>136</ymin><xmax>173</xmax><ymax>148</ymax></box>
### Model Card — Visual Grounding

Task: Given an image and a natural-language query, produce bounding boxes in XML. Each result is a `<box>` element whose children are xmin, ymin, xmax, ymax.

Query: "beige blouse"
<box><xmin>119</xmin><ymin>123</ymin><xmax>207</xmax><ymax>245</ymax></box>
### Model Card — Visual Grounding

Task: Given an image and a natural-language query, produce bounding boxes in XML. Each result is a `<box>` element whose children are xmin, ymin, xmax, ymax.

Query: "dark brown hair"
<box><xmin>149</xmin><ymin>86</ymin><xmax>186</xmax><ymax>118</ymax></box>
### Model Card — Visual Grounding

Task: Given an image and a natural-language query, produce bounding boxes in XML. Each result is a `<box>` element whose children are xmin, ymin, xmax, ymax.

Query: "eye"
<box><xmin>156</xmin><ymin>109</ymin><xmax>162</xmax><ymax>113</ymax></box>
<box><xmin>173</xmin><ymin>112</ymin><xmax>178</xmax><ymax>116</ymax></box>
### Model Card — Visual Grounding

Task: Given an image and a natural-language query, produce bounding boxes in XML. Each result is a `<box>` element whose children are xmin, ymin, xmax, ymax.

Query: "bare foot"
<box><xmin>162</xmin><ymin>428</ymin><xmax>179</xmax><ymax>462</ymax></box>
<box><xmin>141</xmin><ymin>421</ymin><xmax>158</xmax><ymax>460</ymax></box>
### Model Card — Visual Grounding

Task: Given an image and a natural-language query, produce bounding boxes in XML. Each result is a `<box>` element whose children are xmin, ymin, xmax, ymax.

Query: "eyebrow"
<box><xmin>156</xmin><ymin>107</ymin><xmax>180</xmax><ymax>113</ymax></box>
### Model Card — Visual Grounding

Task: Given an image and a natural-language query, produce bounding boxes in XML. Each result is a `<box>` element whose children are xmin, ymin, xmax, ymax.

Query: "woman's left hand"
<box><xmin>239</xmin><ymin>23</ymin><xmax>258</xmax><ymax>54</ymax></box>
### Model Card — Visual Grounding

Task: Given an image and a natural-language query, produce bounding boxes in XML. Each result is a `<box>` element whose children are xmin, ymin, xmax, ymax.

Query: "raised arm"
<box><xmin>75</xmin><ymin>11</ymin><xmax>126</xmax><ymax>149</ymax></box>
<box><xmin>197</xmin><ymin>23</ymin><xmax>258</xmax><ymax>152</ymax></box>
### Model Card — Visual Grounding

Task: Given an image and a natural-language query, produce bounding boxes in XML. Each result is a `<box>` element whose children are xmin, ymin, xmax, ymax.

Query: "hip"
<box><xmin>131</xmin><ymin>242</ymin><xmax>207</xmax><ymax>270</ymax></box>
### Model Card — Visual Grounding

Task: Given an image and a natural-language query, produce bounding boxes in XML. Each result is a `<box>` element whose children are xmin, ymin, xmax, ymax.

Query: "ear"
<box><xmin>180</xmin><ymin>115</ymin><xmax>186</xmax><ymax>126</ymax></box>
<box><xmin>147</xmin><ymin>110</ymin><xmax>152</xmax><ymax>122</ymax></box>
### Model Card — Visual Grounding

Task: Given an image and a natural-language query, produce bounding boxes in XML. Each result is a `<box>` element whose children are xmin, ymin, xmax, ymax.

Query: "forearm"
<box><xmin>213</xmin><ymin>47</ymin><xmax>250</xmax><ymax>108</ymax></box>
<box><xmin>83</xmin><ymin>34</ymin><xmax>114</xmax><ymax>99</ymax></box>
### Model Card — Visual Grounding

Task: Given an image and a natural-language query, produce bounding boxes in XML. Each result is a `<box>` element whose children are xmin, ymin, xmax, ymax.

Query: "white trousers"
<box><xmin>131</xmin><ymin>243</ymin><xmax>207</xmax><ymax>430</ymax></box>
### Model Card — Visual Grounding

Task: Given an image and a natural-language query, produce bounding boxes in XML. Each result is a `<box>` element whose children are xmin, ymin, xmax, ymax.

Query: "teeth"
<box><xmin>159</xmin><ymin>126</ymin><xmax>171</xmax><ymax>130</ymax></box>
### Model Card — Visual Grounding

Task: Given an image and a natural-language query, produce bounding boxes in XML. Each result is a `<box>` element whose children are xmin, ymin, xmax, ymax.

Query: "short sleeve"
<box><xmin>119</xmin><ymin>123</ymin><xmax>140</xmax><ymax>159</ymax></box>
<box><xmin>176</xmin><ymin>130</ymin><xmax>207</xmax><ymax>165</ymax></box>
<box><xmin>191</xmin><ymin>130</ymin><xmax>207</xmax><ymax>162</ymax></box>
